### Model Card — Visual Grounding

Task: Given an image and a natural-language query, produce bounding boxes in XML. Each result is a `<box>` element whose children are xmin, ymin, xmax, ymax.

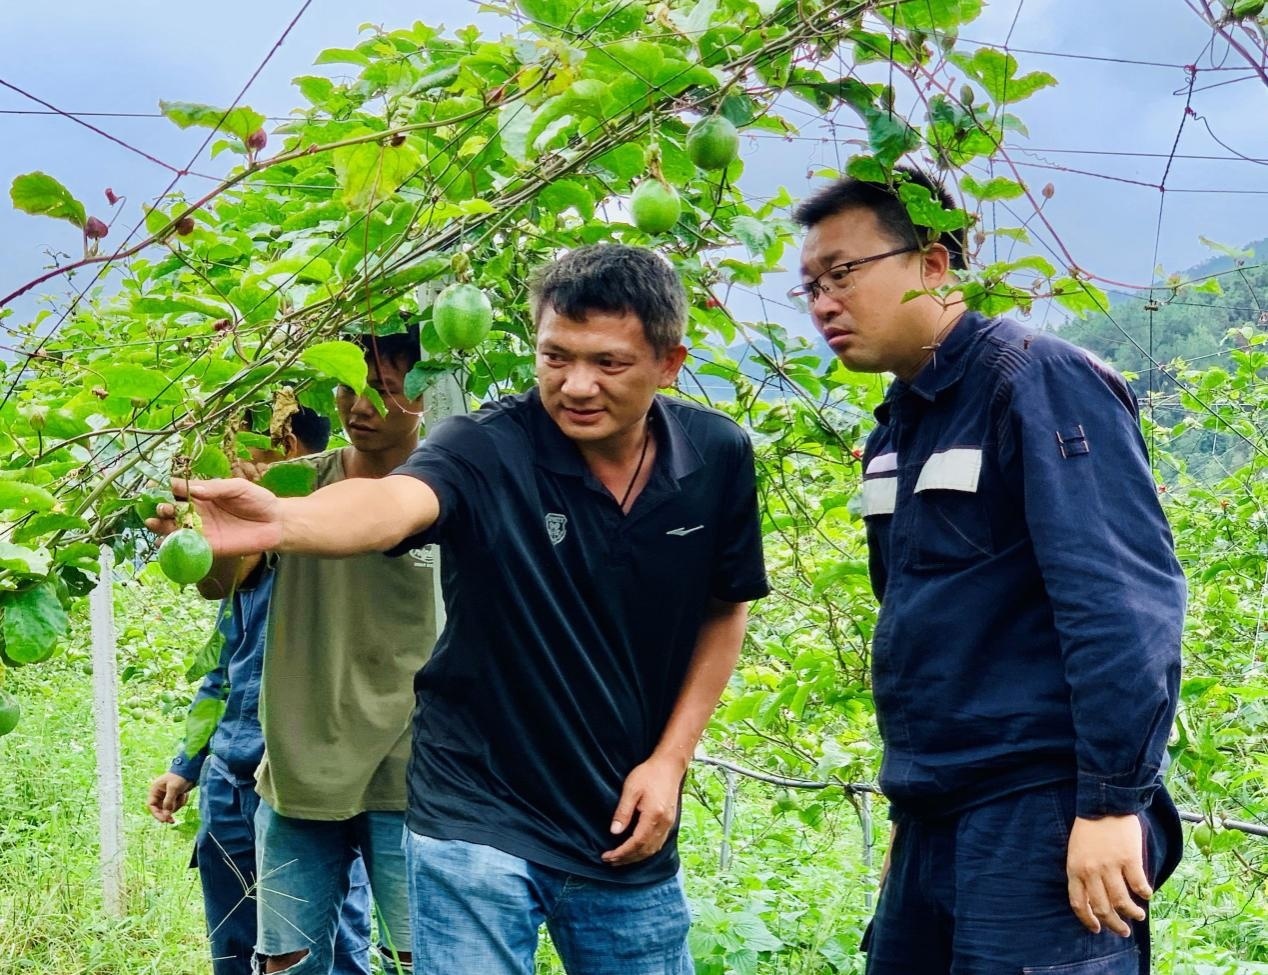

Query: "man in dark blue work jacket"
<box><xmin>148</xmin><ymin>244</ymin><xmax>769</xmax><ymax>974</ymax></box>
<box><xmin>790</xmin><ymin>167</ymin><xmax>1185</xmax><ymax>974</ymax></box>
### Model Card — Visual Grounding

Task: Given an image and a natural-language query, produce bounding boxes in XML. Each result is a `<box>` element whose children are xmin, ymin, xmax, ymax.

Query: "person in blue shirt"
<box><xmin>146</xmin><ymin>406</ymin><xmax>372</xmax><ymax>975</ymax></box>
<box><xmin>790</xmin><ymin>167</ymin><xmax>1186</xmax><ymax>974</ymax></box>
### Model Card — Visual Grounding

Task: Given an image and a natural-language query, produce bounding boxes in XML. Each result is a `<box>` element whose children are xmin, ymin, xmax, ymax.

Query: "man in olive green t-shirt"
<box><xmin>192</xmin><ymin>326</ymin><xmax>435</xmax><ymax>975</ymax></box>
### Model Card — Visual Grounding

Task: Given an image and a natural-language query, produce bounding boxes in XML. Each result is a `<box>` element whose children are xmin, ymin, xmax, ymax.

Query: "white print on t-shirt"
<box><xmin>665</xmin><ymin>525</ymin><xmax>704</xmax><ymax>536</ymax></box>
<box><xmin>406</xmin><ymin>545</ymin><xmax>437</xmax><ymax>568</ymax></box>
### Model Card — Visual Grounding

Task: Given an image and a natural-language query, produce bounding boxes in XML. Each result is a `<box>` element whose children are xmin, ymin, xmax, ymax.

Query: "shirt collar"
<box><xmin>528</xmin><ymin>388</ymin><xmax>703</xmax><ymax>483</ymax></box>
<box><xmin>875</xmin><ymin>311</ymin><xmax>989</xmax><ymax>423</ymax></box>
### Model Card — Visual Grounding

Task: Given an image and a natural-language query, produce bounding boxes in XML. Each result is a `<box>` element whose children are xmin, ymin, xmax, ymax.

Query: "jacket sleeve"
<box><xmin>1001</xmin><ymin>351</ymin><xmax>1185</xmax><ymax>817</ymax></box>
<box><xmin>167</xmin><ymin>602</ymin><xmax>233</xmax><ymax>781</ymax></box>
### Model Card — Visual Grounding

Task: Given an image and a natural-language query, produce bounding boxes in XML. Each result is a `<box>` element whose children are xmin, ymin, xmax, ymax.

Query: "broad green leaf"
<box><xmin>950</xmin><ymin>49</ymin><xmax>1057</xmax><ymax>105</ymax></box>
<box><xmin>731</xmin><ymin>215</ymin><xmax>776</xmax><ymax>257</ymax></box>
<box><xmin>865</xmin><ymin>108</ymin><xmax>921</xmax><ymax>168</ymax></box>
<box><xmin>0</xmin><ymin>543</ymin><xmax>50</xmax><ymax>579</ymax></box>
<box><xmin>846</xmin><ymin>155</ymin><xmax>887</xmax><ymax>183</ymax></box>
<box><xmin>539</xmin><ymin>180</ymin><xmax>596</xmax><ymax>221</ymax></box>
<box><xmin>183</xmin><ymin>695</ymin><xmax>227</xmax><ymax>759</ymax></box>
<box><xmin>185</xmin><ymin>625</ymin><xmax>225</xmax><ymax>683</ymax></box>
<box><xmin>333</xmin><ymin>141</ymin><xmax>422</xmax><ymax>209</ymax></box>
<box><xmin>518</xmin><ymin>0</ymin><xmax>572</xmax><ymax>28</ymax></box>
<box><xmin>960</xmin><ymin>174</ymin><xmax>1025</xmax><ymax>201</ymax></box>
<box><xmin>192</xmin><ymin>445</ymin><xmax>232</xmax><ymax>480</ymax></box>
<box><xmin>97</xmin><ymin>364</ymin><xmax>173</xmax><ymax>402</ymax></box>
<box><xmin>1052</xmin><ymin>278</ymin><xmax>1109</xmax><ymax>317</ymax></box>
<box><xmin>882</xmin><ymin>0</ymin><xmax>984</xmax><ymax>30</ymax></box>
<box><xmin>10</xmin><ymin>172</ymin><xmax>86</xmax><ymax>228</ymax></box>
<box><xmin>898</xmin><ymin>182</ymin><xmax>971</xmax><ymax>232</ymax></box>
<box><xmin>259</xmin><ymin>463</ymin><xmax>318</xmax><ymax>498</ymax></box>
<box><xmin>159</xmin><ymin>101</ymin><xmax>266</xmax><ymax>142</ymax></box>
<box><xmin>301</xmin><ymin>341</ymin><xmax>368</xmax><ymax>391</ymax></box>
<box><xmin>404</xmin><ymin>362</ymin><xmax>451</xmax><ymax>401</ymax></box>
<box><xmin>1</xmin><ymin>582</ymin><xmax>68</xmax><ymax>662</ymax></box>
<box><xmin>314</xmin><ymin>47</ymin><xmax>370</xmax><ymax>67</ymax></box>
<box><xmin>0</xmin><ymin>480</ymin><xmax>57</xmax><ymax>514</ymax></box>
<box><xmin>1190</xmin><ymin>278</ymin><xmax>1223</xmax><ymax>295</ymax></box>
<box><xmin>1199</xmin><ymin>236</ymin><xmax>1253</xmax><ymax>260</ymax></box>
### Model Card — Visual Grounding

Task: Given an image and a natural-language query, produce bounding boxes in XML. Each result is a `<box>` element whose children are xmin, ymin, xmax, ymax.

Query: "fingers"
<box><xmin>1124</xmin><ymin>857</ymin><xmax>1153</xmax><ymax>903</ymax></box>
<box><xmin>602</xmin><ymin>796</ymin><xmax>675</xmax><ymax>866</ymax></box>
<box><xmin>147</xmin><ymin>779</ymin><xmax>174</xmax><ymax>824</ymax></box>
<box><xmin>1067</xmin><ymin>873</ymin><xmax>1099</xmax><ymax>934</ymax></box>
<box><xmin>609</xmin><ymin>783</ymin><xmax>641</xmax><ymax>837</ymax></box>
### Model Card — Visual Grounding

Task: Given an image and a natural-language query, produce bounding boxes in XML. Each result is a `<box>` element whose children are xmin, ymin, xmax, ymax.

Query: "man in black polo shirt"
<box><xmin>160</xmin><ymin>244</ymin><xmax>769</xmax><ymax>973</ymax></box>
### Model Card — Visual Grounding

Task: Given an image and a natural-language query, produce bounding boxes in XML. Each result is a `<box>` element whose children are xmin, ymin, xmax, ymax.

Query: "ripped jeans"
<box><xmin>254</xmin><ymin>802</ymin><xmax>412</xmax><ymax>974</ymax></box>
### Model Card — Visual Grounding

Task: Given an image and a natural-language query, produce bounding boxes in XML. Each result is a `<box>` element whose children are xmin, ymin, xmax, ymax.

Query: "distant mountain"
<box><xmin>1060</xmin><ymin>238</ymin><xmax>1268</xmax><ymax>374</ymax></box>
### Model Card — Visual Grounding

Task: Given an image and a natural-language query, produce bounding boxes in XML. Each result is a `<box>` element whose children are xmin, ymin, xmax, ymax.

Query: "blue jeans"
<box><xmin>404</xmin><ymin>831</ymin><xmax>693</xmax><ymax>975</ymax></box>
<box><xmin>255</xmin><ymin>802</ymin><xmax>412</xmax><ymax>974</ymax></box>
<box><xmin>863</xmin><ymin>783</ymin><xmax>1183</xmax><ymax>974</ymax></box>
<box><xmin>194</xmin><ymin>758</ymin><xmax>372</xmax><ymax>975</ymax></box>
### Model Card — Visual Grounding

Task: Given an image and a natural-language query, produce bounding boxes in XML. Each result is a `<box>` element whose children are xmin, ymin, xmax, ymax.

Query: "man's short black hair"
<box><xmin>529</xmin><ymin>244</ymin><xmax>687</xmax><ymax>355</ymax></box>
<box><xmin>358</xmin><ymin>320</ymin><xmax>422</xmax><ymax>377</ymax></box>
<box><xmin>290</xmin><ymin>406</ymin><xmax>331</xmax><ymax>453</ymax></box>
<box><xmin>792</xmin><ymin>165</ymin><xmax>968</xmax><ymax>271</ymax></box>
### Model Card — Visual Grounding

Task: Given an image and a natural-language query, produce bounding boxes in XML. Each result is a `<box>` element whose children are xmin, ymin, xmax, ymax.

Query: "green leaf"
<box><xmin>97</xmin><ymin>364</ymin><xmax>173</xmax><ymax>402</ymax></box>
<box><xmin>960</xmin><ymin>174</ymin><xmax>1025</xmax><ymax>201</ymax></box>
<box><xmin>183</xmin><ymin>695</ymin><xmax>227</xmax><ymax>759</ymax></box>
<box><xmin>301</xmin><ymin>341</ymin><xmax>368</xmax><ymax>391</ymax></box>
<box><xmin>1052</xmin><ymin>277</ymin><xmax>1109</xmax><ymax>317</ymax></box>
<box><xmin>10</xmin><ymin>172</ymin><xmax>86</xmax><ymax>228</ymax></box>
<box><xmin>950</xmin><ymin>49</ymin><xmax>1057</xmax><ymax>105</ymax></box>
<box><xmin>259</xmin><ymin>463</ymin><xmax>319</xmax><ymax>498</ymax></box>
<box><xmin>898</xmin><ymin>182</ymin><xmax>971</xmax><ymax>232</ymax></box>
<box><xmin>0</xmin><ymin>480</ymin><xmax>57</xmax><ymax>514</ymax></box>
<box><xmin>404</xmin><ymin>362</ymin><xmax>450</xmax><ymax>401</ymax></box>
<box><xmin>314</xmin><ymin>47</ymin><xmax>370</xmax><ymax>67</ymax></box>
<box><xmin>0</xmin><ymin>543</ymin><xmax>51</xmax><ymax>578</ymax></box>
<box><xmin>845</xmin><ymin>155</ymin><xmax>887</xmax><ymax>183</ymax></box>
<box><xmin>1189</xmin><ymin>278</ymin><xmax>1223</xmax><ymax>295</ymax></box>
<box><xmin>731</xmin><ymin>215</ymin><xmax>776</xmax><ymax>257</ymax></box>
<box><xmin>1</xmin><ymin>582</ymin><xmax>69</xmax><ymax>663</ymax></box>
<box><xmin>1198</xmin><ymin>236</ymin><xmax>1253</xmax><ymax>260</ymax></box>
<box><xmin>191</xmin><ymin>445</ymin><xmax>232</xmax><ymax>480</ymax></box>
<box><xmin>539</xmin><ymin>180</ymin><xmax>596</xmax><ymax>221</ymax></box>
<box><xmin>882</xmin><ymin>0</ymin><xmax>984</xmax><ymax>30</ymax></box>
<box><xmin>185</xmin><ymin>625</ymin><xmax>225</xmax><ymax>683</ymax></box>
<box><xmin>333</xmin><ymin>141</ymin><xmax>422</xmax><ymax>209</ymax></box>
<box><xmin>159</xmin><ymin>101</ymin><xmax>266</xmax><ymax>142</ymax></box>
<box><xmin>864</xmin><ymin>108</ymin><xmax>921</xmax><ymax>168</ymax></box>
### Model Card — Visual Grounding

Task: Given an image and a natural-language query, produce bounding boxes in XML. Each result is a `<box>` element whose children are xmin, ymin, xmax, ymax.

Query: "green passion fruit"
<box><xmin>686</xmin><ymin>116</ymin><xmax>740</xmax><ymax>170</ymax></box>
<box><xmin>432</xmin><ymin>283</ymin><xmax>494</xmax><ymax>351</ymax></box>
<box><xmin>0</xmin><ymin>691</ymin><xmax>19</xmax><ymax>737</ymax></box>
<box><xmin>629</xmin><ymin>180</ymin><xmax>681</xmax><ymax>234</ymax></box>
<box><xmin>158</xmin><ymin>528</ymin><xmax>214</xmax><ymax>586</ymax></box>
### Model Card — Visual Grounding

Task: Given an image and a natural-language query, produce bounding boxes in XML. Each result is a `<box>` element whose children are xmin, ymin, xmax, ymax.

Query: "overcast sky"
<box><xmin>1</xmin><ymin>0</ymin><xmax>1263</xmax><ymax>340</ymax></box>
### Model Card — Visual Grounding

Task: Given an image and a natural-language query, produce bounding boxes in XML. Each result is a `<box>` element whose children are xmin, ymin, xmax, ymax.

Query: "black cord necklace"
<box><xmin>618</xmin><ymin>423</ymin><xmax>652</xmax><ymax>512</ymax></box>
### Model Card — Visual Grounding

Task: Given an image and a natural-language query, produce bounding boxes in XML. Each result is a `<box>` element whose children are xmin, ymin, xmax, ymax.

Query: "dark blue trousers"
<box><xmin>194</xmin><ymin>758</ymin><xmax>373</xmax><ymax>975</ymax></box>
<box><xmin>863</xmin><ymin>783</ymin><xmax>1182</xmax><ymax>975</ymax></box>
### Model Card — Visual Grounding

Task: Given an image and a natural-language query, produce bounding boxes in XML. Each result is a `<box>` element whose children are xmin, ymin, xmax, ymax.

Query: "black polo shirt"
<box><xmin>388</xmin><ymin>388</ymin><xmax>768</xmax><ymax>883</ymax></box>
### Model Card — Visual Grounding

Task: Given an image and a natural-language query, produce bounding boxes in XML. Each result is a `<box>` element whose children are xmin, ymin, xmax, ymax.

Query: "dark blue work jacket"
<box><xmin>169</xmin><ymin>568</ymin><xmax>273</xmax><ymax>784</ymax></box>
<box><xmin>861</xmin><ymin>311</ymin><xmax>1185</xmax><ymax>820</ymax></box>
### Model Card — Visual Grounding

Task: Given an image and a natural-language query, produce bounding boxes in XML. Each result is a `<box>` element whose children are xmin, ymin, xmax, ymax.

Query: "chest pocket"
<box><xmin>907</xmin><ymin>447</ymin><xmax>995</xmax><ymax>571</ymax></box>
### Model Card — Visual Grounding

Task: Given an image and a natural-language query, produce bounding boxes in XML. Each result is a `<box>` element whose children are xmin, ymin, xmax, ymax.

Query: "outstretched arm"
<box><xmin>148</xmin><ymin>474</ymin><xmax>439</xmax><ymax>558</ymax></box>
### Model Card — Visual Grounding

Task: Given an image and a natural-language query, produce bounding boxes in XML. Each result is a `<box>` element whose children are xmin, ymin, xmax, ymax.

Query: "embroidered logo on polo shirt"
<box><xmin>666</xmin><ymin>525</ymin><xmax>703</xmax><ymax>536</ymax></box>
<box><xmin>545</xmin><ymin>513</ymin><xmax>567</xmax><ymax>545</ymax></box>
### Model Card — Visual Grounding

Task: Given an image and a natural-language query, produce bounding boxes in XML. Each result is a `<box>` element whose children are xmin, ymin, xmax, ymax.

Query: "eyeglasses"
<box><xmin>787</xmin><ymin>246</ymin><xmax>919</xmax><ymax>306</ymax></box>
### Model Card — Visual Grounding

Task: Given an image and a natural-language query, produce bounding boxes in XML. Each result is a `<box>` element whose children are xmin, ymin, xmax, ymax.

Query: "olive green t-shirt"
<box><xmin>256</xmin><ymin>448</ymin><xmax>438</xmax><ymax>819</ymax></box>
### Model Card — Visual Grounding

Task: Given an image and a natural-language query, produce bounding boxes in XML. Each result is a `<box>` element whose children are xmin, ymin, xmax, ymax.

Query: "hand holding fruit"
<box><xmin>146</xmin><ymin>478</ymin><xmax>285</xmax><ymax>560</ymax></box>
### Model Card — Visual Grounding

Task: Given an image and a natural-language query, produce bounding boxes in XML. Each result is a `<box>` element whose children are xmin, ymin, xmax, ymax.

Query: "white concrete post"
<box><xmin>90</xmin><ymin>545</ymin><xmax>126</xmax><ymax>916</ymax></box>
